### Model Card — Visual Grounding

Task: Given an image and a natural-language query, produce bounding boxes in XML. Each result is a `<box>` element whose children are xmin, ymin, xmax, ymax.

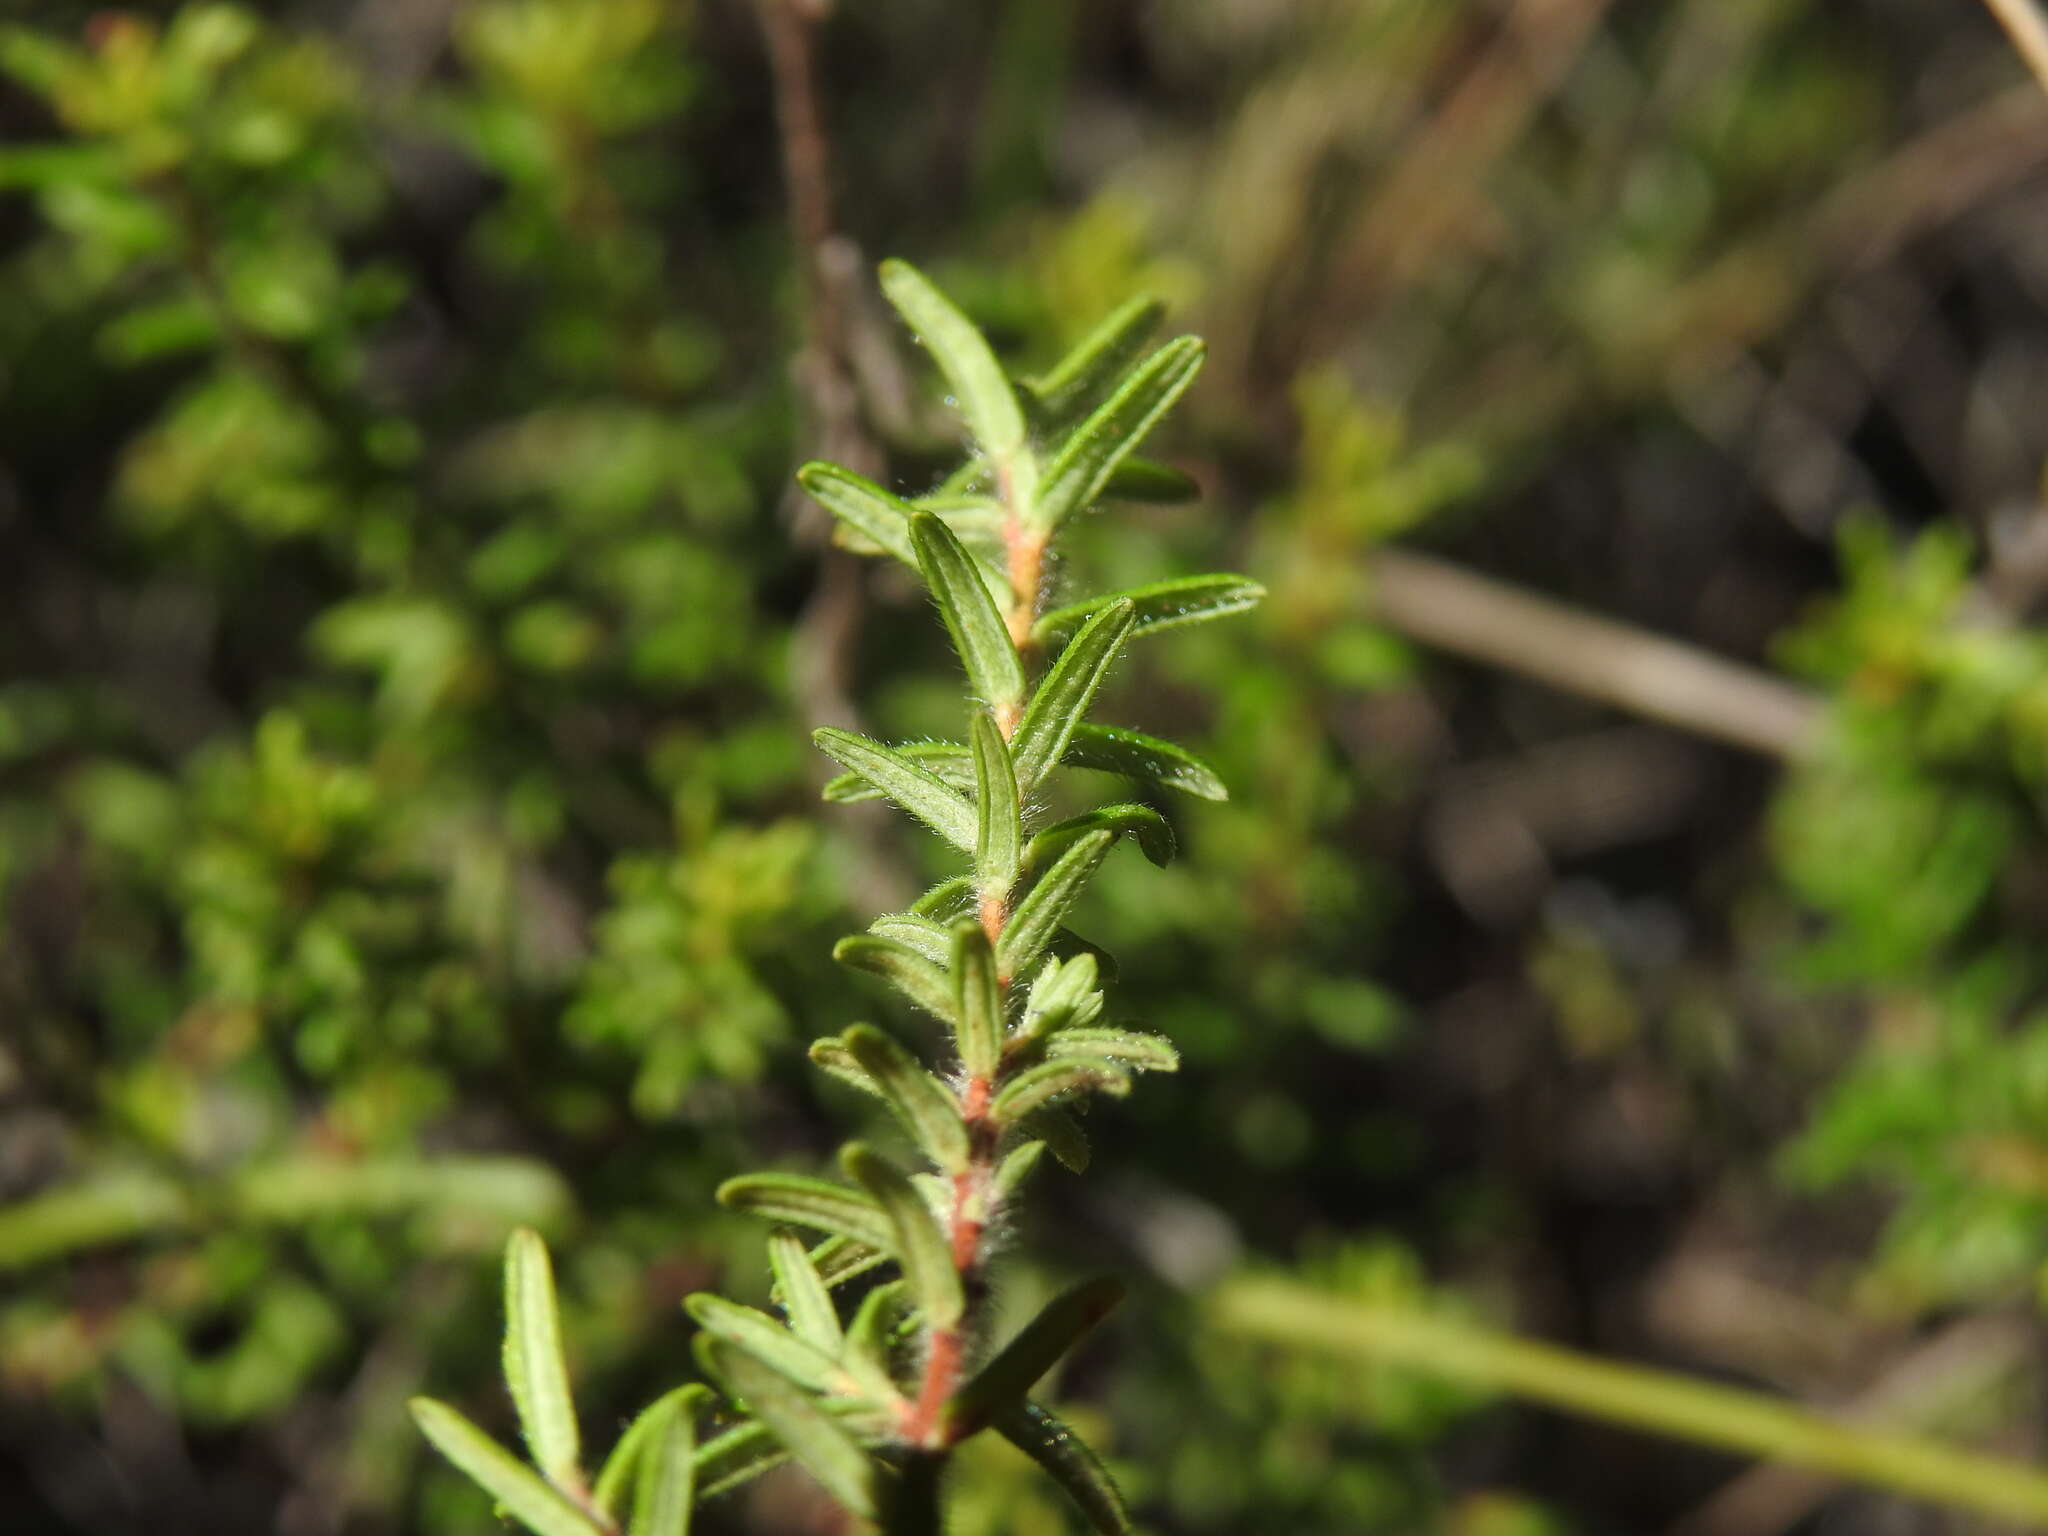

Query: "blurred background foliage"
<box><xmin>6</xmin><ymin>1</ymin><xmax>2048</xmax><ymax>1532</ymax></box>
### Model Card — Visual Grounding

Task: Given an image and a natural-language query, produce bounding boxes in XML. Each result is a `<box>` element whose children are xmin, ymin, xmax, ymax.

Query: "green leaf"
<box><xmin>845</xmin><ymin>1278</ymin><xmax>913</xmax><ymax>1363</ymax></box>
<box><xmin>999</xmin><ymin>831</ymin><xmax>1116</xmax><ymax>983</ymax></box>
<box><xmin>972</xmin><ymin>711</ymin><xmax>1022</xmax><ymax>896</ymax></box>
<box><xmin>685</xmin><ymin>1293</ymin><xmax>840</xmax><ymax>1394</ymax></box>
<box><xmin>1033</xmin><ymin>575</ymin><xmax>1265</xmax><ymax>650</ymax></box>
<box><xmin>692</xmin><ymin>1420</ymin><xmax>787</xmax><ymax>1501</ymax></box>
<box><xmin>948</xmin><ymin>1278</ymin><xmax>1126</xmax><ymax>1438</ymax></box>
<box><xmin>834</xmin><ymin>934</ymin><xmax>958</xmax><ymax>1023</ymax></box>
<box><xmin>911</xmin><ymin>875</ymin><xmax>975</xmax><ymax>917</ymax></box>
<box><xmin>767</xmin><ymin>1230</ymin><xmax>844</xmax><ymax>1353</ymax></box>
<box><xmin>842</xmin><ymin>1024</ymin><xmax>970</xmax><ymax>1173</ymax></box>
<box><xmin>869</xmin><ymin>912</ymin><xmax>955</xmax><ymax>966</ymax></box>
<box><xmin>632</xmin><ymin>1390</ymin><xmax>698</xmax><ymax>1536</ymax></box>
<box><xmin>953</xmin><ymin>922</ymin><xmax>1005</xmax><ymax>1081</ymax></box>
<box><xmin>805</xmin><ymin>1235</ymin><xmax>893</xmax><ymax>1291</ymax></box>
<box><xmin>990</xmin><ymin>1059</ymin><xmax>1131</xmax><ymax>1125</ymax></box>
<box><xmin>1010</xmin><ymin>602</ymin><xmax>1137</xmax><ymax>793</ymax></box>
<box><xmin>1102</xmin><ymin>456</ymin><xmax>1199</xmax><ymax>503</ymax></box>
<box><xmin>1032</xmin><ymin>337</ymin><xmax>1205</xmax><ymax>534</ymax></box>
<box><xmin>842</xmin><ymin>1143</ymin><xmax>964</xmax><ymax>1328</ymax></box>
<box><xmin>703</xmin><ymin>1341</ymin><xmax>879</xmax><ymax>1521</ymax></box>
<box><xmin>687</xmin><ymin>1396</ymin><xmax>886</xmax><ymax>1503</ymax></box>
<box><xmin>995</xmin><ymin>1399</ymin><xmax>1131</xmax><ymax>1534</ymax></box>
<box><xmin>593</xmin><ymin>1386</ymin><xmax>711</xmax><ymax>1521</ymax></box>
<box><xmin>823</xmin><ymin>743</ymin><xmax>973</xmax><ymax>804</ymax></box>
<box><xmin>716</xmin><ymin>1173</ymin><xmax>894</xmax><ymax>1252</ymax></box>
<box><xmin>1026</xmin><ymin>804</ymin><xmax>1175</xmax><ymax>871</ymax></box>
<box><xmin>827</xmin><ymin>728</ymin><xmax>1224</xmax><ymax>804</ymax></box>
<box><xmin>502</xmin><ymin>1228</ymin><xmax>581</xmax><ymax>1489</ymax></box>
<box><xmin>809</xmin><ymin>1035</ymin><xmax>883</xmax><ymax>1099</ymax></box>
<box><xmin>841</xmin><ymin>1278</ymin><xmax>912</xmax><ymax>1403</ymax></box>
<box><xmin>813</xmin><ymin>728</ymin><xmax>976</xmax><ymax>851</ymax></box>
<box><xmin>911</xmin><ymin>512</ymin><xmax>1026</xmax><ymax>713</ymax></box>
<box><xmin>1065</xmin><ymin>724</ymin><xmax>1227</xmax><ymax>801</ymax></box>
<box><xmin>1020</xmin><ymin>955</ymin><xmax>1104</xmax><ymax>1043</ymax></box>
<box><xmin>796</xmin><ymin>462</ymin><xmax>917</xmax><ymax>565</ymax></box>
<box><xmin>1024</xmin><ymin>295</ymin><xmax>1164</xmax><ymax>427</ymax></box>
<box><xmin>1047</xmin><ymin>1029</ymin><xmax>1180</xmax><ymax>1073</ymax></box>
<box><xmin>879</xmin><ymin>259</ymin><xmax>1028</xmax><ymax>479</ymax></box>
<box><xmin>1021</xmin><ymin>1106</ymin><xmax>1091</xmax><ymax>1172</ymax></box>
<box><xmin>409</xmin><ymin>1399</ymin><xmax>604</xmax><ymax>1536</ymax></box>
<box><xmin>993</xmin><ymin>1139</ymin><xmax>1048</xmax><ymax>1199</ymax></box>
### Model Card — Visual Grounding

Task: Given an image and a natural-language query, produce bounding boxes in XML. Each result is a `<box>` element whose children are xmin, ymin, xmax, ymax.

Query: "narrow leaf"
<box><xmin>1033</xmin><ymin>575</ymin><xmax>1265</xmax><ymax>650</ymax></box>
<box><xmin>703</xmin><ymin>1341</ymin><xmax>879</xmax><ymax>1521</ymax></box>
<box><xmin>768</xmin><ymin>1230</ymin><xmax>844</xmax><ymax>1353</ymax></box>
<box><xmin>1065</xmin><ymin>724</ymin><xmax>1227</xmax><ymax>801</ymax></box>
<box><xmin>843</xmin><ymin>1024</ymin><xmax>970</xmax><ymax>1172</ymax></box>
<box><xmin>805</xmin><ymin>1235</ymin><xmax>892</xmax><ymax>1292</ymax></box>
<box><xmin>911</xmin><ymin>874</ymin><xmax>974</xmax><ymax>917</ymax></box>
<box><xmin>842</xmin><ymin>1144</ymin><xmax>964</xmax><ymax>1329</ymax></box>
<box><xmin>503</xmin><ymin>1228</ymin><xmax>580</xmax><ymax>1489</ymax></box>
<box><xmin>1048</xmin><ymin>930</ymin><xmax>1119</xmax><ymax>988</ymax></box>
<box><xmin>1032</xmin><ymin>337</ymin><xmax>1205</xmax><ymax>534</ymax></box>
<box><xmin>911</xmin><ymin>512</ymin><xmax>1026</xmax><ymax>713</ymax></box>
<box><xmin>632</xmin><ymin>1391</ymin><xmax>698</xmax><ymax>1536</ymax></box>
<box><xmin>1024</xmin><ymin>296</ymin><xmax>1164</xmax><ymax>426</ymax></box>
<box><xmin>716</xmin><ymin>1173</ymin><xmax>894</xmax><ymax>1252</ymax></box>
<box><xmin>953</xmin><ymin>922</ymin><xmax>1005</xmax><ymax>1081</ymax></box>
<box><xmin>841</xmin><ymin>1278</ymin><xmax>912</xmax><ymax>1403</ymax></box>
<box><xmin>796</xmin><ymin>462</ymin><xmax>917</xmax><ymax>565</ymax></box>
<box><xmin>1102</xmin><ymin>456</ymin><xmax>1199</xmax><ymax>503</ymax></box>
<box><xmin>1048</xmin><ymin>1029</ymin><xmax>1180</xmax><ymax>1073</ymax></box>
<box><xmin>692</xmin><ymin>1420</ymin><xmax>786</xmax><ymax>1501</ymax></box>
<box><xmin>823</xmin><ymin>743</ymin><xmax>972</xmax><ymax>804</ymax></box>
<box><xmin>1020</xmin><ymin>954</ymin><xmax>1104</xmax><ymax>1043</ymax></box>
<box><xmin>813</xmin><ymin>728</ymin><xmax>976</xmax><ymax>851</ymax></box>
<box><xmin>845</xmin><ymin>1278</ymin><xmax>912</xmax><ymax>1364</ymax></box>
<box><xmin>948</xmin><ymin>1278</ymin><xmax>1126</xmax><ymax>1437</ymax></box>
<box><xmin>972</xmin><ymin>710</ymin><xmax>1022</xmax><ymax>896</ymax></box>
<box><xmin>990</xmin><ymin>1059</ymin><xmax>1131</xmax><ymax>1125</ymax></box>
<box><xmin>993</xmin><ymin>1139</ymin><xmax>1047</xmax><ymax>1199</ymax></box>
<box><xmin>869</xmin><ymin>912</ymin><xmax>954</xmax><ymax>966</ymax></box>
<box><xmin>999</xmin><ymin>831</ymin><xmax>1115</xmax><ymax>983</ymax></box>
<box><xmin>691</xmin><ymin>1396</ymin><xmax>884</xmax><ymax>1502</ymax></box>
<box><xmin>1022</xmin><ymin>1106</ymin><xmax>1091</xmax><ymax>1172</ymax></box>
<box><xmin>834</xmin><ymin>934</ymin><xmax>958</xmax><ymax>1023</ymax></box>
<box><xmin>879</xmin><ymin>259</ymin><xmax>1028</xmax><ymax>474</ymax></box>
<box><xmin>809</xmin><ymin>1035</ymin><xmax>882</xmax><ymax>1099</ymax></box>
<box><xmin>686</xmin><ymin>1293</ymin><xmax>840</xmax><ymax>1394</ymax></box>
<box><xmin>995</xmin><ymin>1399</ymin><xmax>1131</xmax><ymax>1535</ymax></box>
<box><xmin>832</xmin><ymin>737</ymin><xmax>1201</xmax><ymax>808</ymax></box>
<box><xmin>409</xmin><ymin>1399</ymin><xmax>604</xmax><ymax>1536</ymax></box>
<box><xmin>1010</xmin><ymin>601</ymin><xmax>1137</xmax><ymax>792</ymax></box>
<box><xmin>1025</xmin><ymin>804</ymin><xmax>1174</xmax><ymax>871</ymax></box>
<box><xmin>593</xmin><ymin>1386</ymin><xmax>711</xmax><ymax>1521</ymax></box>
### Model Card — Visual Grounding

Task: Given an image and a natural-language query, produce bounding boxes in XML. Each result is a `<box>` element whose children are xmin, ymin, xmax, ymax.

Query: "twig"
<box><xmin>754</xmin><ymin>0</ymin><xmax>913</xmax><ymax>913</ymax></box>
<box><xmin>1344</xmin><ymin>0</ymin><xmax>1616</xmax><ymax>303</ymax></box>
<box><xmin>1364</xmin><ymin>546</ymin><xmax>1823</xmax><ymax>759</ymax></box>
<box><xmin>1984</xmin><ymin>0</ymin><xmax>2048</xmax><ymax>96</ymax></box>
<box><xmin>1665</xmin><ymin>1313</ymin><xmax>2036</xmax><ymax>1536</ymax></box>
<box><xmin>1213</xmin><ymin>1278</ymin><xmax>2048</xmax><ymax>1529</ymax></box>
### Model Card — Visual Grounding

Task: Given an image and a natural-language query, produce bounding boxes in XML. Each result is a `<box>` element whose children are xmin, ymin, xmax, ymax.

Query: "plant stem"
<box><xmin>1213</xmin><ymin>1277</ymin><xmax>2048</xmax><ymax>1528</ymax></box>
<box><xmin>902</xmin><ymin>453</ymin><xmax>1046</xmax><ymax>1451</ymax></box>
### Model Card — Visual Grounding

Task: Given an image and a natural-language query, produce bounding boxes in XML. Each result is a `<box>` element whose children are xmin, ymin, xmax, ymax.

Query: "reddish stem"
<box><xmin>900</xmin><ymin>468</ymin><xmax>1044</xmax><ymax>1450</ymax></box>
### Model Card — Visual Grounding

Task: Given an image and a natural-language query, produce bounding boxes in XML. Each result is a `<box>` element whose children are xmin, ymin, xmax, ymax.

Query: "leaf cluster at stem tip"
<box><xmin>412</xmin><ymin>260</ymin><xmax>1260</xmax><ymax>1534</ymax></box>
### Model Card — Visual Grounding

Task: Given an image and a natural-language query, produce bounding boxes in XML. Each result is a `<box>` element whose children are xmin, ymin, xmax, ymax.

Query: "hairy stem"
<box><xmin>902</xmin><ymin>454</ymin><xmax>1045</xmax><ymax>1450</ymax></box>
